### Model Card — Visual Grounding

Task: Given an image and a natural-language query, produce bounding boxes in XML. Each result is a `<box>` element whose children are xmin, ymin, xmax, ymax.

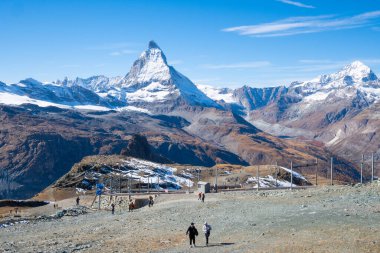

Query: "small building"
<box><xmin>197</xmin><ymin>181</ymin><xmax>210</xmax><ymax>193</ymax></box>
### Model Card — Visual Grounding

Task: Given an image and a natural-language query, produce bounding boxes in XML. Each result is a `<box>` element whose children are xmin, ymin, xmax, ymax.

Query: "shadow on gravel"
<box><xmin>197</xmin><ymin>243</ymin><xmax>234</xmax><ymax>248</ymax></box>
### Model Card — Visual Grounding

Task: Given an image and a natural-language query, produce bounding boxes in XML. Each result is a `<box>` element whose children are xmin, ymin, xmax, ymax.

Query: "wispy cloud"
<box><xmin>223</xmin><ymin>10</ymin><xmax>380</xmax><ymax>37</ymax></box>
<box><xmin>169</xmin><ymin>59</ymin><xmax>183</xmax><ymax>65</ymax></box>
<box><xmin>109</xmin><ymin>49</ymin><xmax>137</xmax><ymax>56</ymax></box>
<box><xmin>277</xmin><ymin>0</ymin><xmax>315</xmax><ymax>9</ymax></box>
<box><xmin>202</xmin><ymin>61</ymin><xmax>271</xmax><ymax>69</ymax></box>
<box><xmin>60</xmin><ymin>64</ymin><xmax>80</xmax><ymax>68</ymax></box>
<box><xmin>86</xmin><ymin>42</ymin><xmax>138</xmax><ymax>51</ymax></box>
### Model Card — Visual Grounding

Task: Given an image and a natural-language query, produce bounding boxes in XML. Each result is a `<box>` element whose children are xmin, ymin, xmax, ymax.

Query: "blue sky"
<box><xmin>1</xmin><ymin>0</ymin><xmax>380</xmax><ymax>88</ymax></box>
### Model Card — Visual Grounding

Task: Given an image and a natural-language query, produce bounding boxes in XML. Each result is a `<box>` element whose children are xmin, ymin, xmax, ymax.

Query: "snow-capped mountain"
<box><xmin>290</xmin><ymin>61</ymin><xmax>380</xmax><ymax>102</ymax></box>
<box><xmin>54</xmin><ymin>41</ymin><xmax>218</xmax><ymax>109</ymax></box>
<box><xmin>196</xmin><ymin>84</ymin><xmax>236</xmax><ymax>103</ymax></box>
<box><xmin>0</xmin><ymin>41</ymin><xmax>219</xmax><ymax>111</ymax></box>
<box><xmin>241</xmin><ymin>61</ymin><xmax>380</xmax><ymax>143</ymax></box>
<box><xmin>55</xmin><ymin>75</ymin><xmax>123</xmax><ymax>93</ymax></box>
<box><xmin>0</xmin><ymin>78</ymin><xmax>123</xmax><ymax>109</ymax></box>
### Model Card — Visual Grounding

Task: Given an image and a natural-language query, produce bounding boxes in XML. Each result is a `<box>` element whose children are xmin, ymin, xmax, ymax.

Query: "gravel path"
<box><xmin>1</xmin><ymin>184</ymin><xmax>380</xmax><ymax>253</ymax></box>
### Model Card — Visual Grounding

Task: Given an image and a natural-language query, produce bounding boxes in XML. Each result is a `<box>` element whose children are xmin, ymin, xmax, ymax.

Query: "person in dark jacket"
<box><xmin>201</xmin><ymin>193</ymin><xmax>205</xmax><ymax>202</ymax></box>
<box><xmin>111</xmin><ymin>203</ymin><xmax>115</xmax><ymax>215</ymax></box>
<box><xmin>76</xmin><ymin>196</ymin><xmax>80</xmax><ymax>205</ymax></box>
<box><xmin>186</xmin><ymin>222</ymin><xmax>198</xmax><ymax>248</ymax></box>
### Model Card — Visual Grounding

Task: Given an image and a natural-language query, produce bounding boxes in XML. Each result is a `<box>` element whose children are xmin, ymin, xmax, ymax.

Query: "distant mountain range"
<box><xmin>1</xmin><ymin>40</ymin><xmax>377</xmax><ymax>199</ymax></box>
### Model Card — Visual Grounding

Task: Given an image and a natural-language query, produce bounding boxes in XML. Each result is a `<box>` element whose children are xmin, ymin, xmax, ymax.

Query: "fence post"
<box><xmin>361</xmin><ymin>154</ymin><xmax>364</xmax><ymax>184</ymax></box>
<box><xmin>372</xmin><ymin>153</ymin><xmax>375</xmax><ymax>183</ymax></box>
<box><xmin>257</xmin><ymin>165</ymin><xmax>260</xmax><ymax>191</ymax></box>
<box><xmin>330</xmin><ymin>157</ymin><xmax>334</xmax><ymax>186</ymax></box>
<box><xmin>290</xmin><ymin>161</ymin><xmax>293</xmax><ymax>190</ymax></box>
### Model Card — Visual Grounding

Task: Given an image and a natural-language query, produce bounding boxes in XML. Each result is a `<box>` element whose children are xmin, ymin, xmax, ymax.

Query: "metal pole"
<box><xmin>290</xmin><ymin>161</ymin><xmax>293</xmax><ymax>190</ymax></box>
<box><xmin>98</xmin><ymin>194</ymin><xmax>101</xmax><ymax>210</ymax></box>
<box><xmin>128</xmin><ymin>176</ymin><xmax>131</xmax><ymax>197</ymax></box>
<box><xmin>315</xmin><ymin>158</ymin><xmax>318</xmax><ymax>186</ymax></box>
<box><xmin>110</xmin><ymin>176</ymin><xmax>113</xmax><ymax>194</ymax></box>
<box><xmin>256</xmin><ymin>165</ymin><xmax>260</xmax><ymax>191</ymax></box>
<box><xmin>147</xmin><ymin>176</ymin><xmax>150</xmax><ymax>193</ymax></box>
<box><xmin>372</xmin><ymin>153</ymin><xmax>374</xmax><ymax>183</ymax></box>
<box><xmin>215</xmin><ymin>168</ymin><xmax>218</xmax><ymax>193</ymax></box>
<box><xmin>330</xmin><ymin>157</ymin><xmax>333</xmax><ymax>186</ymax></box>
<box><xmin>275</xmin><ymin>161</ymin><xmax>278</xmax><ymax>187</ymax></box>
<box><xmin>361</xmin><ymin>154</ymin><xmax>364</xmax><ymax>184</ymax></box>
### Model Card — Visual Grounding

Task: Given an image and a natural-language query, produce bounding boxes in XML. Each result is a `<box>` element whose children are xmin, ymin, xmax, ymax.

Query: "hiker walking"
<box><xmin>203</xmin><ymin>222</ymin><xmax>212</xmax><ymax>246</ymax></box>
<box><xmin>198</xmin><ymin>192</ymin><xmax>202</xmax><ymax>200</ymax></box>
<box><xmin>186</xmin><ymin>222</ymin><xmax>198</xmax><ymax>248</ymax></box>
<box><xmin>76</xmin><ymin>196</ymin><xmax>80</xmax><ymax>205</ymax></box>
<box><xmin>149</xmin><ymin>195</ymin><xmax>154</xmax><ymax>207</ymax></box>
<box><xmin>129</xmin><ymin>200</ymin><xmax>135</xmax><ymax>212</ymax></box>
<box><xmin>201</xmin><ymin>193</ymin><xmax>205</xmax><ymax>202</ymax></box>
<box><xmin>111</xmin><ymin>203</ymin><xmax>115</xmax><ymax>215</ymax></box>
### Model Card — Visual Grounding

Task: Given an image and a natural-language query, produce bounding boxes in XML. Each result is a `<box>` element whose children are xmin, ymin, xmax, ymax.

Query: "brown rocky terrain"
<box><xmin>0</xmin><ymin>102</ymin><xmax>360</xmax><ymax>200</ymax></box>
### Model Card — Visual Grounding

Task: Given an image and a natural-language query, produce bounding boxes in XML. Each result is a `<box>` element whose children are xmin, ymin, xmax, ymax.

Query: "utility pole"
<box><xmin>215</xmin><ymin>168</ymin><xmax>218</xmax><ymax>193</ymax></box>
<box><xmin>275</xmin><ymin>161</ymin><xmax>278</xmax><ymax>187</ymax></box>
<box><xmin>330</xmin><ymin>157</ymin><xmax>334</xmax><ymax>186</ymax></box>
<box><xmin>110</xmin><ymin>176</ymin><xmax>113</xmax><ymax>194</ymax></box>
<box><xmin>361</xmin><ymin>154</ymin><xmax>364</xmax><ymax>184</ymax></box>
<box><xmin>147</xmin><ymin>176</ymin><xmax>150</xmax><ymax>193</ymax></box>
<box><xmin>371</xmin><ymin>153</ymin><xmax>375</xmax><ymax>183</ymax></box>
<box><xmin>315</xmin><ymin>158</ymin><xmax>318</xmax><ymax>186</ymax></box>
<box><xmin>256</xmin><ymin>165</ymin><xmax>260</xmax><ymax>191</ymax></box>
<box><xmin>128</xmin><ymin>175</ymin><xmax>131</xmax><ymax>198</ymax></box>
<box><xmin>290</xmin><ymin>161</ymin><xmax>293</xmax><ymax>190</ymax></box>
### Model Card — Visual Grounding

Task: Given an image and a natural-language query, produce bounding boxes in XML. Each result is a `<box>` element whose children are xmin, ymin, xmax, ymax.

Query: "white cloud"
<box><xmin>60</xmin><ymin>64</ymin><xmax>80</xmax><ymax>68</ymax></box>
<box><xmin>168</xmin><ymin>59</ymin><xmax>183</xmax><ymax>65</ymax></box>
<box><xmin>223</xmin><ymin>11</ymin><xmax>380</xmax><ymax>37</ymax></box>
<box><xmin>277</xmin><ymin>0</ymin><xmax>315</xmax><ymax>9</ymax></box>
<box><xmin>87</xmin><ymin>42</ymin><xmax>138</xmax><ymax>50</ymax></box>
<box><xmin>109</xmin><ymin>49</ymin><xmax>137</xmax><ymax>56</ymax></box>
<box><xmin>202</xmin><ymin>61</ymin><xmax>271</xmax><ymax>69</ymax></box>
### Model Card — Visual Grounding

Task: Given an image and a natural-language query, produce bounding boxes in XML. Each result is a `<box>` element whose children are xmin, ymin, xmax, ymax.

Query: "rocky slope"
<box><xmin>0</xmin><ymin>104</ymin><xmax>245</xmax><ymax>199</ymax></box>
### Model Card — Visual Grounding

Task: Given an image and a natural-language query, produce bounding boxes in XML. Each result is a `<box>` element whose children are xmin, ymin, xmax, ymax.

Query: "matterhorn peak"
<box><xmin>148</xmin><ymin>40</ymin><xmax>161</xmax><ymax>50</ymax></box>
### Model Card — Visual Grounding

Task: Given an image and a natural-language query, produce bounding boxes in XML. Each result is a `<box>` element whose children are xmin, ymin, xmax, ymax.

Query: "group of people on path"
<box><xmin>186</xmin><ymin>222</ymin><xmax>212</xmax><ymax>248</ymax></box>
<box><xmin>197</xmin><ymin>192</ymin><xmax>205</xmax><ymax>202</ymax></box>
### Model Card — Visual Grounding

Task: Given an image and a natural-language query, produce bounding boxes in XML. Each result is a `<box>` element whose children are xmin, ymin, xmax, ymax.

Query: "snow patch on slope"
<box><xmin>196</xmin><ymin>84</ymin><xmax>236</xmax><ymax>103</ymax></box>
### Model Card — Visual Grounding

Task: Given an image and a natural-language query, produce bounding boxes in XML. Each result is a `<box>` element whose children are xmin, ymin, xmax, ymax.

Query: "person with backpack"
<box><xmin>186</xmin><ymin>222</ymin><xmax>198</xmax><ymax>248</ymax></box>
<box><xmin>203</xmin><ymin>222</ymin><xmax>212</xmax><ymax>246</ymax></box>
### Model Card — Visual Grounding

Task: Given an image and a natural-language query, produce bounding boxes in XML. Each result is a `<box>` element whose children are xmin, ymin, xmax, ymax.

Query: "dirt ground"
<box><xmin>1</xmin><ymin>183</ymin><xmax>380</xmax><ymax>253</ymax></box>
